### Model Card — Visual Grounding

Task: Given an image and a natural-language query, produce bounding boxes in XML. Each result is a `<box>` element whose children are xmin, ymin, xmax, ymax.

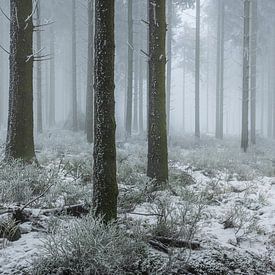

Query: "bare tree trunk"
<box><xmin>133</xmin><ymin>51</ymin><xmax>139</xmax><ymax>132</ymax></box>
<box><xmin>93</xmin><ymin>0</ymin><xmax>118</xmax><ymax>222</ymax></box>
<box><xmin>139</xmin><ymin>50</ymin><xmax>144</xmax><ymax>134</ymax></box>
<box><xmin>166</xmin><ymin>0</ymin><xmax>172</xmax><ymax>137</ymax></box>
<box><xmin>86</xmin><ymin>0</ymin><xmax>94</xmax><ymax>143</ymax></box>
<box><xmin>250</xmin><ymin>0</ymin><xmax>257</xmax><ymax>144</ymax></box>
<box><xmin>49</xmin><ymin>30</ymin><xmax>55</xmax><ymax>128</ymax></box>
<box><xmin>215</xmin><ymin>0</ymin><xmax>224</xmax><ymax>139</ymax></box>
<box><xmin>72</xmin><ymin>0</ymin><xmax>78</xmax><ymax>132</ymax></box>
<box><xmin>36</xmin><ymin>0</ymin><xmax>42</xmax><ymax>134</ymax></box>
<box><xmin>195</xmin><ymin>0</ymin><xmax>200</xmax><ymax>138</ymax></box>
<box><xmin>241</xmin><ymin>0</ymin><xmax>250</xmax><ymax>152</ymax></box>
<box><xmin>182</xmin><ymin>47</ymin><xmax>186</xmax><ymax>133</ymax></box>
<box><xmin>125</xmin><ymin>0</ymin><xmax>133</xmax><ymax>138</ymax></box>
<box><xmin>147</xmin><ymin>0</ymin><xmax>168</xmax><ymax>185</ymax></box>
<box><xmin>6</xmin><ymin>0</ymin><xmax>36</xmax><ymax>161</ymax></box>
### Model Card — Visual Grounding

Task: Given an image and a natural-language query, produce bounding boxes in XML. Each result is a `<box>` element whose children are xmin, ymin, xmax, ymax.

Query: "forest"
<box><xmin>0</xmin><ymin>0</ymin><xmax>275</xmax><ymax>274</ymax></box>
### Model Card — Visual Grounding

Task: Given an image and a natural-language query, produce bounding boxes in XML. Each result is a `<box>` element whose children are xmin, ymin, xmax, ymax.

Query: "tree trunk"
<box><xmin>49</xmin><ymin>30</ymin><xmax>55</xmax><ymax>128</ymax></box>
<box><xmin>139</xmin><ymin>50</ymin><xmax>144</xmax><ymax>134</ymax></box>
<box><xmin>36</xmin><ymin>0</ymin><xmax>42</xmax><ymax>134</ymax></box>
<box><xmin>125</xmin><ymin>0</ymin><xmax>133</xmax><ymax>138</ymax></box>
<box><xmin>241</xmin><ymin>0</ymin><xmax>250</xmax><ymax>152</ymax></box>
<box><xmin>166</xmin><ymin>0</ymin><xmax>172</xmax><ymax>137</ymax></box>
<box><xmin>133</xmin><ymin>51</ymin><xmax>139</xmax><ymax>133</ymax></box>
<box><xmin>93</xmin><ymin>0</ymin><xmax>118</xmax><ymax>222</ymax></box>
<box><xmin>250</xmin><ymin>0</ymin><xmax>257</xmax><ymax>144</ymax></box>
<box><xmin>6</xmin><ymin>0</ymin><xmax>36</xmax><ymax>161</ymax></box>
<box><xmin>147</xmin><ymin>0</ymin><xmax>168</xmax><ymax>184</ymax></box>
<box><xmin>195</xmin><ymin>0</ymin><xmax>200</xmax><ymax>138</ymax></box>
<box><xmin>182</xmin><ymin>47</ymin><xmax>186</xmax><ymax>133</ymax></box>
<box><xmin>72</xmin><ymin>0</ymin><xmax>78</xmax><ymax>132</ymax></box>
<box><xmin>86</xmin><ymin>0</ymin><xmax>94</xmax><ymax>143</ymax></box>
<box><xmin>215</xmin><ymin>0</ymin><xmax>224</xmax><ymax>139</ymax></box>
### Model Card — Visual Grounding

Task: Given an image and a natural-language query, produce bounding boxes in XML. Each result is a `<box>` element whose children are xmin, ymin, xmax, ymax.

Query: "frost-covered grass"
<box><xmin>170</xmin><ymin>134</ymin><xmax>275</xmax><ymax>180</ymax></box>
<box><xmin>0</xmin><ymin>130</ymin><xmax>275</xmax><ymax>274</ymax></box>
<box><xmin>32</xmin><ymin>215</ymin><xmax>147</xmax><ymax>275</ymax></box>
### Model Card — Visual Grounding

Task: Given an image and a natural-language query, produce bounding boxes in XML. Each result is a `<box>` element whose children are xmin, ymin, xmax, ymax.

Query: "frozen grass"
<box><xmin>170</xmin><ymin>134</ymin><xmax>275</xmax><ymax>180</ymax></box>
<box><xmin>32</xmin><ymin>215</ymin><xmax>148</xmax><ymax>275</ymax></box>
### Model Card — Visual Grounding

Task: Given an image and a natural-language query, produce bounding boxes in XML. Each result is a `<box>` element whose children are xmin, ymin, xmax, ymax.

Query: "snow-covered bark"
<box><xmin>5</xmin><ymin>0</ymin><xmax>36</xmax><ymax>161</ymax></box>
<box><xmin>86</xmin><ymin>0</ymin><xmax>94</xmax><ymax>143</ymax></box>
<box><xmin>93</xmin><ymin>0</ymin><xmax>118</xmax><ymax>222</ymax></box>
<box><xmin>147</xmin><ymin>0</ymin><xmax>168</xmax><ymax>184</ymax></box>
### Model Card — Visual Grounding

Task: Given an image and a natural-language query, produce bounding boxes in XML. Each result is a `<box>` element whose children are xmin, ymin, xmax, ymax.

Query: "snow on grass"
<box><xmin>0</xmin><ymin>130</ymin><xmax>275</xmax><ymax>273</ymax></box>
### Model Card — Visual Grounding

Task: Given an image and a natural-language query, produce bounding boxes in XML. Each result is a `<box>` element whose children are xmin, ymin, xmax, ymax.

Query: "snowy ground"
<box><xmin>0</xmin><ymin>130</ymin><xmax>275</xmax><ymax>274</ymax></box>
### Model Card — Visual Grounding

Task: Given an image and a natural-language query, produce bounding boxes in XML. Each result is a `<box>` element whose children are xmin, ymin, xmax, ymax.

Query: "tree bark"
<box><xmin>93</xmin><ymin>0</ymin><xmax>118</xmax><ymax>222</ymax></box>
<box><xmin>36</xmin><ymin>0</ymin><xmax>43</xmax><ymax>134</ymax></box>
<box><xmin>125</xmin><ymin>0</ymin><xmax>133</xmax><ymax>138</ymax></box>
<box><xmin>241</xmin><ymin>0</ymin><xmax>250</xmax><ymax>152</ymax></box>
<box><xmin>147</xmin><ymin>0</ymin><xmax>168</xmax><ymax>184</ymax></box>
<box><xmin>86</xmin><ymin>0</ymin><xmax>94</xmax><ymax>143</ymax></box>
<box><xmin>166</xmin><ymin>0</ymin><xmax>172</xmax><ymax>137</ymax></box>
<box><xmin>195</xmin><ymin>0</ymin><xmax>200</xmax><ymax>138</ymax></box>
<box><xmin>5</xmin><ymin>0</ymin><xmax>36</xmax><ymax>161</ymax></box>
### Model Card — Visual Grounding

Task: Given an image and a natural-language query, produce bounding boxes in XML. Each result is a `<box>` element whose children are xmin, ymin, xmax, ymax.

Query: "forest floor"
<box><xmin>0</xmin><ymin>130</ymin><xmax>275</xmax><ymax>274</ymax></box>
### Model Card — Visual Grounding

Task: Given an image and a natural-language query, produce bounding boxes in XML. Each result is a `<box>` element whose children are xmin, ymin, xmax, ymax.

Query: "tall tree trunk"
<box><xmin>36</xmin><ymin>0</ymin><xmax>42</xmax><ymax>134</ymax></box>
<box><xmin>125</xmin><ymin>0</ymin><xmax>133</xmax><ymax>138</ymax></box>
<box><xmin>49</xmin><ymin>30</ymin><xmax>55</xmax><ymax>127</ymax></box>
<box><xmin>133</xmin><ymin>53</ymin><xmax>139</xmax><ymax>132</ymax></box>
<box><xmin>93</xmin><ymin>0</ymin><xmax>118</xmax><ymax>222</ymax></box>
<box><xmin>86</xmin><ymin>0</ymin><xmax>94</xmax><ymax>143</ymax></box>
<box><xmin>195</xmin><ymin>0</ymin><xmax>200</xmax><ymax>138</ymax></box>
<box><xmin>139</xmin><ymin>51</ymin><xmax>144</xmax><ymax>134</ymax></box>
<box><xmin>241</xmin><ymin>0</ymin><xmax>250</xmax><ymax>152</ymax></box>
<box><xmin>6</xmin><ymin>0</ymin><xmax>36</xmax><ymax>161</ymax></box>
<box><xmin>182</xmin><ymin>47</ymin><xmax>186</xmax><ymax>133</ymax></box>
<box><xmin>166</xmin><ymin>0</ymin><xmax>172</xmax><ymax>137</ymax></box>
<box><xmin>147</xmin><ymin>0</ymin><xmax>168</xmax><ymax>184</ymax></box>
<box><xmin>250</xmin><ymin>0</ymin><xmax>257</xmax><ymax>144</ymax></box>
<box><xmin>215</xmin><ymin>0</ymin><xmax>224</xmax><ymax>139</ymax></box>
<box><xmin>219</xmin><ymin>0</ymin><xmax>225</xmax><ymax>139</ymax></box>
<box><xmin>72</xmin><ymin>0</ymin><xmax>78</xmax><ymax>132</ymax></box>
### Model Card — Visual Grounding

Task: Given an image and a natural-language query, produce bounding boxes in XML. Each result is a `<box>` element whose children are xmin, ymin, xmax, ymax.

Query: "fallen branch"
<box><xmin>150</xmin><ymin>236</ymin><xmax>200</xmax><ymax>250</ymax></box>
<box><xmin>42</xmin><ymin>204</ymin><xmax>90</xmax><ymax>217</ymax></box>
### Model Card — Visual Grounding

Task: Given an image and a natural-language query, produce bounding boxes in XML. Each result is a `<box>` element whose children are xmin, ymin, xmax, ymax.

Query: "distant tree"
<box><xmin>125</xmin><ymin>0</ymin><xmax>133</xmax><ymax>138</ymax></box>
<box><xmin>72</xmin><ymin>0</ymin><xmax>78</xmax><ymax>132</ymax></box>
<box><xmin>147</xmin><ymin>0</ymin><xmax>168</xmax><ymax>184</ymax></box>
<box><xmin>93</xmin><ymin>0</ymin><xmax>118</xmax><ymax>222</ymax></box>
<box><xmin>36</xmin><ymin>0</ymin><xmax>43</xmax><ymax>134</ymax></box>
<box><xmin>195</xmin><ymin>0</ymin><xmax>200</xmax><ymax>138</ymax></box>
<box><xmin>241</xmin><ymin>0</ymin><xmax>250</xmax><ymax>152</ymax></box>
<box><xmin>6</xmin><ymin>0</ymin><xmax>36</xmax><ymax>161</ymax></box>
<box><xmin>49</xmin><ymin>29</ymin><xmax>56</xmax><ymax>127</ymax></box>
<box><xmin>215</xmin><ymin>0</ymin><xmax>225</xmax><ymax>139</ymax></box>
<box><xmin>250</xmin><ymin>0</ymin><xmax>257</xmax><ymax>144</ymax></box>
<box><xmin>86</xmin><ymin>0</ymin><xmax>94</xmax><ymax>143</ymax></box>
